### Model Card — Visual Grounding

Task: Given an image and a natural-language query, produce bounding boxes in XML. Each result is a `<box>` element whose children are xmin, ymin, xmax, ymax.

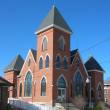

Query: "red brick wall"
<box><xmin>17</xmin><ymin>50</ymin><xmax>36</xmax><ymax>102</ymax></box>
<box><xmin>88</xmin><ymin>71</ymin><xmax>104</xmax><ymax>103</ymax></box>
<box><xmin>5</xmin><ymin>26</ymin><xmax>104</xmax><ymax>106</ymax></box>
<box><xmin>17</xmin><ymin>27</ymin><xmax>88</xmax><ymax>105</ymax></box>
<box><xmin>36</xmin><ymin>28</ymin><xmax>54</xmax><ymax>104</ymax></box>
<box><xmin>4</xmin><ymin>71</ymin><xmax>18</xmax><ymax>97</ymax></box>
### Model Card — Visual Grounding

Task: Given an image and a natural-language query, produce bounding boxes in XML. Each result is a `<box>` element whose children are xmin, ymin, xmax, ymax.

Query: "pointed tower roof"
<box><xmin>4</xmin><ymin>55</ymin><xmax>24</xmax><ymax>73</ymax></box>
<box><xmin>85</xmin><ymin>57</ymin><xmax>104</xmax><ymax>72</ymax></box>
<box><xmin>36</xmin><ymin>6</ymin><xmax>72</xmax><ymax>34</ymax></box>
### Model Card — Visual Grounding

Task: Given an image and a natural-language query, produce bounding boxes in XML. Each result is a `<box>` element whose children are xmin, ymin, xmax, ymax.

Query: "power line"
<box><xmin>4</xmin><ymin>37</ymin><xmax>110</xmax><ymax>80</ymax></box>
<box><xmin>81</xmin><ymin>37</ymin><xmax>110</xmax><ymax>53</ymax></box>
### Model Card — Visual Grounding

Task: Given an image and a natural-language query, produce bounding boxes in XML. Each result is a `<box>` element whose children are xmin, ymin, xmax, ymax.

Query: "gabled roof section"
<box><xmin>30</xmin><ymin>49</ymin><xmax>37</xmax><ymax>61</ymax></box>
<box><xmin>4</xmin><ymin>55</ymin><xmax>24</xmax><ymax>73</ymax></box>
<box><xmin>70</xmin><ymin>49</ymin><xmax>78</xmax><ymax>64</ymax></box>
<box><xmin>85</xmin><ymin>57</ymin><xmax>104</xmax><ymax>72</ymax></box>
<box><xmin>0</xmin><ymin>76</ymin><xmax>13</xmax><ymax>86</ymax></box>
<box><xmin>36</xmin><ymin>6</ymin><xmax>72</xmax><ymax>34</ymax></box>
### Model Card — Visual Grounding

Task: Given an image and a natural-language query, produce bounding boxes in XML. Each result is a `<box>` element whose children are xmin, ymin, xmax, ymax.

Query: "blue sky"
<box><xmin>0</xmin><ymin>0</ymin><xmax>110</xmax><ymax>80</ymax></box>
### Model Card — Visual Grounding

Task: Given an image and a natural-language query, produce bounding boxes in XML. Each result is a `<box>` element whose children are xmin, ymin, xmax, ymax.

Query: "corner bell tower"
<box><xmin>35</xmin><ymin>6</ymin><xmax>72</xmax><ymax>105</ymax></box>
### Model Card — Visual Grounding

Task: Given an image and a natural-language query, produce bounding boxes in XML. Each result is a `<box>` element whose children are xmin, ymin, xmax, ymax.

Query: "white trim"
<box><xmin>23</xmin><ymin>69</ymin><xmax>33</xmax><ymax>98</ymax></box>
<box><xmin>30</xmin><ymin>50</ymin><xmax>37</xmax><ymax>64</ymax></box>
<box><xmin>58</xmin><ymin>36</ymin><xmax>66</xmax><ymax>44</ymax></box>
<box><xmin>87</xmin><ymin>70</ymin><xmax>104</xmax><ymax>73</ymax></box>
<box><xmin>77</xmin><ymin>50</ymin><xmax>89</xmax><ymax>77</ymax></box>
<box><xmin>71</xmin><ymin>52</ymin><xmax>78</xmax><ymax>65</ymax></box>
<box><xmin>41</xmin><ymin>75</ymin><xmax>47</xmax><ymax>84</ymax></box>
<box><xmin>35</xmin><ymin>24</ymin><xmax>72</xmax><ymax>35</ymax></box>
<box><xmin>45</xmin><ymin>54</ymin><xmax>50</xmax><ymax>69</ymax></box>
<box><xmin>97</xmin><ymin>82</ymin><xmax>103</xmax><ymax>90</ymax></box>
<box><xmin>45</xmin><ymin>53</ymin><xmax>51</xmax><ymax>60</ymax></box>
<box><xmin>73</xmin><ymin>69</ymin><xmax>84</xmax><ymax>83</ymax></box>
<box><xmin>18</xmin><ymin>50</ymin><xmax>30</xmax><ymax>77</ymax></box>
<box><xmin>56</xmin><ymin>74</ymin><xmax>68</xmax><ymax>87</ymax></box>
<box><xmin>39</xmin><ymin>55</ymin><xmax>43</xmax><ymax>61</ymax></box>
<box><xmin>104</xmin><ymin>84</ymin><xmax>110</xmax><ymax>86</ymax></box>
<box><xmin>41</xmin><ymin>35</ymin><xmax>48</xmax><ymax>44</ymax></box>
<box><xmin>24</xmin><ymin>69</ymin><xmax>34</xmax><ymax>81</ymax></box>
<box><xmin>18</xmin><ymin>49</ymin><xmax>36</xmax><ymax>77</ymax></box>
<box><xmin>42</xmin><ymin>35</ymin><xmax>48</xmax><ymax>51</ymax></box>
<box><xmin>97</xmin><ymin>82</ymin><xmax>103</xmax><ymax>99</ymax></box>
<box><xmin>39</xmin><ymin>55</ymin><xmax>43</xmax><ymax>69</ymax></box>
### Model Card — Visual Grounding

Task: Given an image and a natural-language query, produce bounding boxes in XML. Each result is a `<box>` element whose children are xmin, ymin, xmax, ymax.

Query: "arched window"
<box><xmin>42</xmin><ymin>37</ymin><xmax>48</xmax><ymax>51</ymax></box>
<box><xmin>74</xmin><ymin>72</ymin><xmax>83</xmax><ymax>97</ymax></box>
<box><xmin>39</xmin><ymin>57</ymin><xmax>43</xmax><ymax>69</ymax></box>
<box><xmin>91</xmin><ymin>89</ymin><xmax>94</xmax><ymax>98</ymax></box>
<box><xmin>45</xmin><ymin>55</ymin><xmax>49</xmax><ymax>68</ymax></box>
<box><xmin>56</xmin><ymin>55</ymin><xmax>61</xmax><ymax>68</ymax></box>
<box><xmin>58</xmin><ymin>76</ymin><xmax>66</xmax><ymax>88</ymax></box>
<box><xmin>19</xmin><ymin>83</ymin><xmax>22</xmax><ymax>97</ymax></box>
<box><xmin>64</xmin><ymin>57</ymin><xmax>68</xmax><ymax>69</ymax></box>
<box><xmin>41</xmin><ymin>77</ymin><xmax>46</xmax><ymax>96</ymax></box>
<box><xmin>97</xmin><ymin>84</ymin><xmax>102</xmax><ymax>99</ymax></box>
<box><xmin>58</xmin><ymin>36</ymin><xmax>65</xmax><ymax>51</ymax></box>
<box><xmin>24</xmin><ymin>72</ymin><xmax>32</xmax><ymax>97</ymax></box>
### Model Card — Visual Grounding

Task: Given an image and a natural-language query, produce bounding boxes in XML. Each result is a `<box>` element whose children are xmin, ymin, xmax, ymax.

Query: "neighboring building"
<box><xmin>0</xmin><ymin>76</ymin><xmax>13</xmax><ymax>110</ymax></box>
<box><xmin>4</xmin><ymin>6</ymin><xmax>104</xmax><ymax>109</ymax></box>
<box><xmin>4</xmin><ymin>55</ymin><xmax>24</xmax><ymax>98</ymax></box>
<box><xmin>104</xmin><ymin>80</ymin><xmax>110</xmax><ymax>104</ymax></box>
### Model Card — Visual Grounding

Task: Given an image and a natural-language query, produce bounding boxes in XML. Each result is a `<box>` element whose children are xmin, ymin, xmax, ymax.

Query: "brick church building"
<box><xmin>4</xmin><ymin>6</ymin><xmax>104</xmax><ymax>108</ymax></box>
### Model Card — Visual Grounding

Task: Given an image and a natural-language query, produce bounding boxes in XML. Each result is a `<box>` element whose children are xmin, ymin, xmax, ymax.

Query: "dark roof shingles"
<box><xmin>4</xmin><ymin>55</ymin><xmax>24</xmax><ymax>73</ymax></box>
<box><xmin>37</xmin><ymin>6</ymin><xmax>72</xmax><ymax>33</ymax></box>
<box><xmin>85</xmin><ymin>57</ymin><xmax>104</xmax><ymax>72</ymax></box>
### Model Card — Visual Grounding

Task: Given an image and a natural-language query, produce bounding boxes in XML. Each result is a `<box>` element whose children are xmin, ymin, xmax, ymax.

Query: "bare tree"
<box><xmin>73</xmin><ymin>96</ymin><xmax>86</xmax><ymax>110</ymax></box>
<box><xmin>96</xmin><ymin>101</ymin><xmax>105</xmax><ymax>110</ymax></box>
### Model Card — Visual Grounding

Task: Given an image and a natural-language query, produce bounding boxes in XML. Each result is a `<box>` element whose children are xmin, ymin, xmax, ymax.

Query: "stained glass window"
<box><xmin>45</xmin><ymin>55</ymin><xmax>49</xmax><ymax>68</ymax></box>
<box><xmin>58</xmin><ymin>77</ymin><xmax>66</xmax><ymax>88</ymax></box>
<box><xmin>41</xmin><ymin>77</ymin><xmax>46</xmax><ymax>96</ymax></box>
<box><xmin>24</xmin><ymin>72</ymin><xmax>32</xmax><ymax>97</ymax></box>
<box><xmin>42</xmin><ymin>37</ymin><xmax>48</xmax><ymax>51</ymax></box>
<box><xmin>64</xmin><ymin>57</ymin><xmax>68</xmax><ymax>69</ymax></box>
<box><xmin>56</xmin><ymin>56</ymin><xmax>61</xmax><ymax>68</ymax></box>
<box><xmin>74</xmin><ymin>72</ymin><xmax>83</xmax><ymax>96</ymax></box>
<box><xmin>98</xmin><ymin>84</ymin><xmax>102</xmax><ymax>98</ymax></box>
<box><xmin>19</xmin><ymin>83</ymin><xmax>22</xmax><ymax>97</ymax></box>
<box><xmin>39</xmin><ymin>57</ymin><xmax>43</xmax><ymax>69</ymax></box>
<box><xmin>58</xmin><ymin>37</ymin><xmax>65</xmax><ymax>51</ymax></box>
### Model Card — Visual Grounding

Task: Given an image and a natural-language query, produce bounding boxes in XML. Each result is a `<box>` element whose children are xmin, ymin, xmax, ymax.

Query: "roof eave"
<box><xmin>87</xmin><ymin>69</ymin><xmax>105</xmax><ymax>73</ymax></box>
<box><xmin>4</xmin><ymin>69</ymin><xmax>20</xmax><ymax>73</ymax></box>
<box><xmin>35</xmin><ymin>24</ymin><xmax>72</xmax><ymax>35</ymax></box>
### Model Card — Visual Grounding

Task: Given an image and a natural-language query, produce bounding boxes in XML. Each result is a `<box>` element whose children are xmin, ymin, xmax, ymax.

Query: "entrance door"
<box><xmin>58</xmin><ymin>88</ymin><xmax>66</xmax><ymax>102</ymax></box>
